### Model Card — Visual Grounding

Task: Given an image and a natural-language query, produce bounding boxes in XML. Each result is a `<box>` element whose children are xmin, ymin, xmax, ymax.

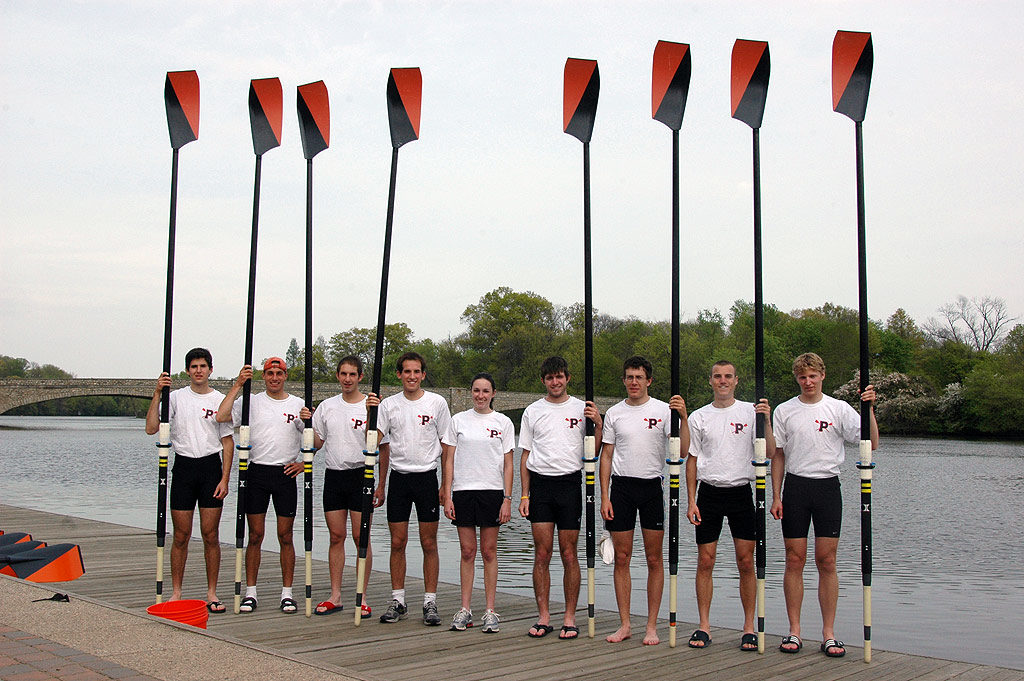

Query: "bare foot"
<box><xmin>606</xmin><ymin>625</ymin><xmax>631</xmax><ymax>643</ymax></box>
<box><xmin>642</xmin><ymin>629</ymin><xmax>660</xmax><ymax>645</ymax></box>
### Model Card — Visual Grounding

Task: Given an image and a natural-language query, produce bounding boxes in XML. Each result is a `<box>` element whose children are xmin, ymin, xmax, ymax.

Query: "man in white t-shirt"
<box><xmin>368</xmin><ymin>351</ymin><xmax>454</xmax><ymax>626</ymax></box>
<box><xmin>145</xmin><ymin>347</ymin><xmax>234</xmax><ymax>612</ymax></box>
<box><xmin>770</xmin><ymin>352</ymin><xmax>877</xmax><ymax>658</ymax></box>
<box><xmin>600</xmin><ymin>356</ymin><xmax>688</xmax><ymax>646</ymax></box>
<box><xmin>217</xmin><ymin>357</ymin><xmax>304</xmax><ymax>614</ymax></box>
<box><xmin>306</xmin><ymin>355</ymin><xmax>376</xmax><ymax>618</ymax></box>
<box><xmin>519</xmin><ymin>356</ymin><xmax>602</xmax><ymax>640</ymax></box>
<box><xmin>685</xmin><ymin>360</ymin><xmax>774</xmax><ymax>651</ymax></box>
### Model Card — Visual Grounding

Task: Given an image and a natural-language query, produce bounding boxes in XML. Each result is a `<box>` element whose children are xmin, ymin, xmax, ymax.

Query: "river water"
<box><xmin>0</xmin><ymin>416</ymin><xmax>1021</xmax><ymax>669</ymax></box>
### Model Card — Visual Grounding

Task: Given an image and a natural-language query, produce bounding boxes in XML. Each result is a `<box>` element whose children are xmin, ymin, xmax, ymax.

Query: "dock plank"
<box><xmin>1</xmin><ymin>504</ymin><xmax>1019</xmax><ymax>681</ymax></box>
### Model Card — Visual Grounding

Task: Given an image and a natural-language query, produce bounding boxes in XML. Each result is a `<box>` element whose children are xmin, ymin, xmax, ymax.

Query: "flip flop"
<box><xmin>779</xmin><ymin>634</ymin><xmax>802</xmax><ymax>653</ymax></box>
<box><xmin>206</xmin><ymin>600</ymin><xmax>226</xmax><ymax>614</ymax></box>
<box><xmin>821</xmin><ymin>638</ymin><xmax>846</xmax><ymax>658</ymax></box>
<box><xmin>314</xmin><ymin>601</ymin><xmax>342</xmax><ymax>616</ymax></box>
<box><xmin>740</xmin><ymin>633</ymin><xmax>758</xmax><ymax>651</ymax></box>
<box><xmin>559</xmin><ymin>625</ymin><xmax>579</xmax><ymax>640</ymax></box>
<box><xmin>360</xmin><ymin>603</ymin><xmax>372</xmax><ymax>619</ymax></box>
<box><xmin>239</xmin><ymin>596</ymin><xmax>257</xmax><ymax>613</ymax></box>
<box><xmin>527</xmin><ymin>623</ymin><xmax>554</xmax><ymax>638</ymax></box>
<box><xmin>688</xmin><ymin>629</ymin><xmax>711</xmax><ymax>648</ymax></box>
<box><xmin>280</xmin><ymin>597</ymin><xmax>298</xmax><ymax>613</ymax></box>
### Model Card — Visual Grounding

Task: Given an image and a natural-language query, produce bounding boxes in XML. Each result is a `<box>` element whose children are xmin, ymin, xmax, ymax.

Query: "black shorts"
<box><xmin>780</xmin><ymin>474</ymin><xmax>842</xmax><ymax>539</ymax></box>
<box><xmin>452</xmin><ymin>489</ymin><xmax>504</xmax><ymax>528</ymax></box>
<box><xmin>694</xmin><ymin>482</ymin><xmax>756</xmax><ymax>545</ymax></box>
<box><xmin>323</xmin><ymin>467</ymin><xmax>367</xmax><ymax>513</ymax></box>
<box><xmin>386</xmin><ymin>470</ymin><xmax>440</xmax><ymax>523</ymax></box>
<box><xmin>170</xmin><ymin>453</ymin><xmax>223</xmax><ymax>511</ymax></box>
<box><xmin>245</xmin><ymin>463</ymin><xmax>298</xmax><ymax>518</ymax></box>
<box><xmin>528</xmin><ymin>471</ymin><xmax>581</xmax><ymax>530</ymax></box>
<box><xmin>606</xmin><ymin>475</ymin><xmax>664</xmax><ymax>532</ymax></box>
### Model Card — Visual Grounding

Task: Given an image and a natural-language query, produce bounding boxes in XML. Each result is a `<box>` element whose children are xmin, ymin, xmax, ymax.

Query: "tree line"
<box><xmin>3</xmin><ymin>290</ymin><xmax>1020</xmax><ymax>436</ymax></box>
<box><xmin>284</xmin><ymin>288</ymin><xmax>1022</xmax><ymax>438</ymax></box>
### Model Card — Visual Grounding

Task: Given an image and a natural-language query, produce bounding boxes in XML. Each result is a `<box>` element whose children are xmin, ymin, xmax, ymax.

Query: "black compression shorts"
<box><xmin>386</xmin><ymin>470</ymin><xmax>440</xmax><ymax>523</ymax></box>
<box><xmin>323</xmin><ymin>467</ymin><xmax>366</xmax><ymax>513</ymax></box>
<box><xmin>170</xmin><ymin>453</ymin><xmax>223</xmax><ymax>511</ymax></box>
<box><xmin>245</xmin><ymin>463</ymin><xmax>298</xmax><ymax>518</ymax></box>
<box><xmin>606</xmin><ymin>475</ymin><xmax>664</xmax><ymax>532</ymax></box>
<box><xmin>451</xmin><ymin>489</ymin><xmax>504</xmax><ymax>528</ymax></box>
<box><xmin>780</xmin><ymin>474</ymin><xmax>841</xmax><ymax>539</ymax></box>
<box><xmin>527</xmin><ymin>471</ymin><xmax>581</xmax><ymax>530</ymax></box>
<box><xmin>694</xmin><ymin>481</ymin><xmax>755</xmax><ymax>545</ymax></box>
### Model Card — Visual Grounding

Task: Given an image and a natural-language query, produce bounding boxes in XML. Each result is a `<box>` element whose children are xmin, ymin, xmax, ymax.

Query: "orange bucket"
<box><xmin>146</xmin><ymin>599</ymin><xmax>209</xmax><ymax>629</ymax></box>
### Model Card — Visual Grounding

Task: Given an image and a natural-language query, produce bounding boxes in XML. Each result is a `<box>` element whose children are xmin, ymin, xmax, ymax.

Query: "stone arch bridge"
<box><xmin>0</xmin><ymin>378</ymin><xmax>619</xmax><ymax>416</ymax></box>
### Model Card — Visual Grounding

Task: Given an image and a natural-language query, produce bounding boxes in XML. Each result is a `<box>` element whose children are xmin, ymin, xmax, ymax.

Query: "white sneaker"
<box><xmin>482</xmin><ymin>609</ymin><xmax>500</xmax><ymax>633</ymax></box>
<box><xmin>450</xmin><ymin>607</ymin><xmax>473</xmax><ymax>631</ymax></box>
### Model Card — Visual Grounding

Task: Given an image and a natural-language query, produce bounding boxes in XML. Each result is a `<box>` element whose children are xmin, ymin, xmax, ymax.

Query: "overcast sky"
<box><xmin>2</xmin><ymin>1</ymin><xmax>1021</xmax><ymax>378</ymax></box>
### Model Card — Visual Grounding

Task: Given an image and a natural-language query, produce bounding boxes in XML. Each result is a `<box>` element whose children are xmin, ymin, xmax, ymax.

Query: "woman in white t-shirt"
<box><xmin>441</xmin><ymin>373</ymin><xmax>515</xmax><ymax>633</ymax></box>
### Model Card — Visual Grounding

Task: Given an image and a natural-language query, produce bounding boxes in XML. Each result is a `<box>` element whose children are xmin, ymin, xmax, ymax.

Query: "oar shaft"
<box><xmin>234</xmin><ymin>437</ymin><xmax>249</xmax><ymax>613</ymax></box>
<box><xmin>751</xmin><ymin>126</ymin><xmax>767</xmax><ymax>654</ymax></box>
<box><xmin>581</xmin><ymin>141</ymin><xmax>596</xmax><ymax>638</ymax></box>
<box><xmin>155</xmin><ymin>147</ymin><xmax>180</xmax><ymax>603</ymax></box>
<box><xmin>855</xmin><ymin>120</ymin><xmax>873</xmax><ymax>663</ymax></box>
<box><xmin>302</xmin><ymin>157</ymin><xmax>315</xmax><ymax>618</ymax></box>
<box><xmin>303</xmin><ymin>430</ymin><xmax>314</xmax><ymax>617</ymax></box>
<box><xmin>668</xmin><ymin>126</ymin><xmax>681</xmax><ymax>649</ymax></box>
<box><xmin>368</xmin><ymin>147</ymin><xmax>400</xmax><ymax>431</ymax></box>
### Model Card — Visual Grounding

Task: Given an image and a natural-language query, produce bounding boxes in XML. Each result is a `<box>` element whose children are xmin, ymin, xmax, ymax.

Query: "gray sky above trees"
<box><xmin>1</xmin><ymin>1</ymin><xmax>1021</xmax><ymax>378</ymax></box>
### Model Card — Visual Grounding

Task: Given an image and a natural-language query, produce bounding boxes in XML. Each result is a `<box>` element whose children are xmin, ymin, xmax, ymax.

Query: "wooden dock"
<box><xmin>1</xmin><ymin>504</ymin><xmax>1019</xmax><ymax>681</ymax></box>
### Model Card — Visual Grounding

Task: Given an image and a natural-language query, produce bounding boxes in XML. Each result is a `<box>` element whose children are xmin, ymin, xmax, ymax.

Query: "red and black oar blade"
<box><xmin>731</xmin><ymin>40</ymin><xmax>770</xmax><ymax>129</ymax></box>
<box><xmin>652</xmin><ymin>40</ymin><xmax>691</xmax><ymax>130</ymax></box>
<box><xmin>165</xmin><ymin>70</ymin><xmax>199</xmax><ymax>149</ymax></box>
<box><xmin>0</xmin><ymin>544</ymin><xmax>85</xmax><ymax>582</ymax></box>
<box><xmin>249</xmin><ymin>77</ymin><xmax>283</xmax><ymax>155</ymax></box>
<box><xmin>833</xmin><ymin>31</ymin><xmax>873</xmax><ymax>122</ymax></box>
<box><xmin>564</xmin><ymin>58</ymin><xmax>600</xmax><ymax>143</ymax></box>
<box><xmin>297</xmin><ymin>80</ymin><xmax>330</xmax><ymax>160</ymax></box>
<box><xmin>387</xmin><ymin>67</ymin><xmax>422</xmax><ymax>149</ymax></box>
<box><xmin>0</xmin><ymin>532</ymin><xmax>32</xmax><ymax>547</ymax></box>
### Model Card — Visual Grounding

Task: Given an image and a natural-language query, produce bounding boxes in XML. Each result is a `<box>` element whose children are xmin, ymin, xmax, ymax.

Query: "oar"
<box><xmin>731</xmin><ymin>38</ymin><xmax>770</xmax><ymax>654</ymax></box>
<box><xmin>357</xmin><ymin>67</ymin><xmax>422</xmax><ymax>626</ymax></box>
<box><xmin>652</xmin><ymin>39</ymin><xmax>691</xmax><ymax>649</ymax></box>
<box><xmin>833</xmin><ymin>29</ymin><xmax>875</xmax><ymax>663</ymax></box>
<box><xmin>297</xmin><ymin>80</ymin><xmax>330</xmax><ymax>618</ymax></box>
<box><xmin>232</xmin><ymin>77</ymin><xmax>283</xmax><ymax>614</ymax></box>
<box><xmin>156</xmin><ymin>69</ymin><xmax>199</xmax><ymax>604</ymax></box>
<box><xmin>563</xmin><ymin>57</ymin><xmax>600</xmax><ymax>639</ymax></box>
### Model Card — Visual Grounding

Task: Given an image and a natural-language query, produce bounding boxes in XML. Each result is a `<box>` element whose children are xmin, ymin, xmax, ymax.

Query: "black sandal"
<box><xmin>821</xmin><ymin>638</ymin><xmax>846</xmax><ymax>657</ymax></box>
<box><xmin>688</xmin><ymin>629</ymin><xmax>711</xmax><ymax>648</ymax></box>
<box><xmin>779</xmin><ymin>634</ymin><xmax>802</xmax><ymax>653</ymax></box>
<box><xmin>740</xmin><ymin>632</ymin><xmax>758</xmax><ymax>651</ymax></box>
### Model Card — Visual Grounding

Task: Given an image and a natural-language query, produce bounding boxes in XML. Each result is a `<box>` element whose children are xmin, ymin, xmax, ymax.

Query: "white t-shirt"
<box><xmin>520</xmin><ymin>396</ymin><xmax>587</xmax><ymax>476</ymax></box>
<box><xmin>312</xmin><ymin>393</ymin><xmax>369</xmax><ymax>471</ymax></box>
<box><xmin>167</xmin><ymin>386</ymin><xmax>232</xmax><ymax>458</ymax></box>
<box><xmin>687</xmin><ymin>400</ymin><xmax>757</xmax><ymax>488</ymax></box>
<box><xmin>377</xmin><ymin>391</ymin><xmax>452</xmax><ymax>473</ymax></box>
<box><xmin>772</xmin><ymin>394</ymin><xmax>861</xmax><ymax>479</ymax></box>
<box><xmin>445</xmin><ymin>409</ymin><xmax>515</xmax><ymax>492</ymax></box>
<box><xmin>231</xmin><ymin>391</ymin><xmax>304</xmax><ymax>466</ymax></box>
<box><xmin>601</xmin><ymin>398</ymin><xmax>670</xmax><ymax>479</ymax></box>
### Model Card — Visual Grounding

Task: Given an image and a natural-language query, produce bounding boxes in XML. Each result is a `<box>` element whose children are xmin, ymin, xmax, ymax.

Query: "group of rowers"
<box><xmin>146</xmin><ymin>346</ymin><xmax>877</xmax><ymax>658</ymax></box>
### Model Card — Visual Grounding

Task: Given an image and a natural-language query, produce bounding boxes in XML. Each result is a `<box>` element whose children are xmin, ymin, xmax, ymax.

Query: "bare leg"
<box><xmin>558</xmin><ymin>528</ymin><xmax>580</xmax><ymax>634</ymax></box>
<box><xmin>388</xmin><ymin>522</ymin><xmax>408</xmax><ymax>590</ymax></box>
<box><xmin>815</xmin><ymin>536</ymin><xmax>840</xmax><ymax>651</ymax></box>
<box><xmin>349</xmin><ymin>510</ymin><xmax>371</xmax><ymax>605</ymax></box>
<box><xmin>457</xmin><ymin>526</ymin><xmax>478</xmax><ymax>610</ymax></box>
<box><xmin>245</xmin><ymin>513</ymin><xmax>266</xmax><ymax>588</ymax></box>
<box><xmin>782</xmin><ymin>537</ymin><xmax>808</xmax><ymax>650</ymax></box>
<box><xmin>734</xmin><ymin>538</ymin><xmax>757</xmax><ymax>645</ymax></box>
<box><xmin>420</xmin><ymin>521</ymin><xmax>439</xmax><ymax>594</ymax></box>
<box><xmin>606</xmin><ymin>530</ymin><xmax>634</xmax><ymax>642</ymax></box>
<box><xmin>529</xmin><ymin>522</ymin><xmax>554</xmax><ymax>632</ymax></box>
<box><xmin>319</xmin><ymin>509</ymin><xmax>347</xmax><ymax>610</ymax></box>
<box><xmin>480</xmin><ymin>526</ymin><xmax>499</xmax><ymax>612</ymax></box>
<box><xmin>197</xmin><ymin>506</ymin><xmax>222</xmax><ymax>603</ymax></box>
<box><xmin>277</xmin><ymin>515</ymin><xmax>295</xmax><ymax>588</ymax></box>
<box><xmin>169</xmin><ymin>509</ymin><xmax>193</xmax><ymax>601</ymax></box>
<box><xmin>694</xmin><ymin>540</ymin><xmax>716</xmax><ymax>642</ymax></box>
<box><xmin>641</xmin><ymin>528</ymin><xmax>664</xmax><ymax>645</ymax></box>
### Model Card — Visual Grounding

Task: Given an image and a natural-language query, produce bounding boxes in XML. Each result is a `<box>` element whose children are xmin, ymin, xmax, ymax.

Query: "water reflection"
<box><xmin>1</xmin><ymin>418</ymin><xmax>1022</xmax><ymax>669</ymax></box>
